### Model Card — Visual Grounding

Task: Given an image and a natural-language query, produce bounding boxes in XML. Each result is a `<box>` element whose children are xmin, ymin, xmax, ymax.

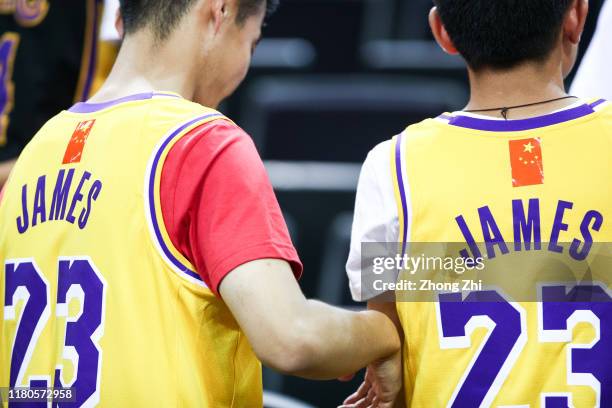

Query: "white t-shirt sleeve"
<box><xmin>346</xmin><ymin>140</ymin><xmax>400</xmax><ymax>302</ymax></box>
<box><xmin>100</xmin><ymin>0</ymin><xmax>121</xmax><ymax>41</ymax></box>
<box><xmin>570</xmin><ymin>0</ymin><xmax>612</xmax><ymax>99</ymax></box>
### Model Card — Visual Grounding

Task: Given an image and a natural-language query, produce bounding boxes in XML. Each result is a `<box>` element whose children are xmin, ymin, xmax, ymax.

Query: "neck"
<box><xmin>88</xmin><ymin>32</ymin><xmax>200</xmax><ymax>104</ymax></box>
<box><xmin>464</xmin><ymin>58</ymin><xmax>573</xmax><ymax>119</ymax></box>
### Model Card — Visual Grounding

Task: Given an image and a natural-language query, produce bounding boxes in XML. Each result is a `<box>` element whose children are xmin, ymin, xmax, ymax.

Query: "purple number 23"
<box><xmin>4</xmin><ymin>258</ymin><xmax>106</xmax><ymax>407</ymax></box>
<box><xmin>438</xmin><ymin>287</ymin><xmax>611</xmax><ymax>407</ymax></box>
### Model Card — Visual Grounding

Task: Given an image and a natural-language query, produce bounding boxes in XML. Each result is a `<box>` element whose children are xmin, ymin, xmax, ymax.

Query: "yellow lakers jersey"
<box><xmin>0</xmin><ymin>92</ymin><xmax>261</xmax><ymax>407</ymax></box>
<box><xmin>392</xmin><ymin>99</ymin><xmax>612</xmax><ymax>407</ymax></box>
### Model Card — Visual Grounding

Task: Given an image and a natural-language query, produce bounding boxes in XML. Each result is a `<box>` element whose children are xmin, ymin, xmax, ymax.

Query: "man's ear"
<box><xmin>209</xmin><ymin>0</ymin><xmax>228</xmax><ymax>34</ymax></box>
<box><xmin>565</xmin><ymin>0</ymin><xmax>588</xmax><ymax>44</ymax></box>
<box><xmin>429</xmin><ymin>7</ymin><xmax>459</xmax><ymax>55</ymax></box>
<box><xmin>115</xmin><ymin>8</ymin><xmax>124</xmax><ymax>38</ymax></box>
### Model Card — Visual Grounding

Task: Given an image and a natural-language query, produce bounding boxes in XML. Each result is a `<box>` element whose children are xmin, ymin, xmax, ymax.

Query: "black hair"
<box><xmin>433</xmin><ymin>0</ymin><xmax>574</xmax><ymax>71</ymax></box>
<box><xmin>119</xmin><ymin>0</ymin><xmax>279</xmax><ymax>40</ymax></box>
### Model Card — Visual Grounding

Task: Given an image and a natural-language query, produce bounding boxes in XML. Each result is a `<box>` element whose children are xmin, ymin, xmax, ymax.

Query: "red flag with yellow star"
<box><xmin>63</xmin><ymin>120</ymin><xmax>95</xmax><ymax>164</ymax></box>
<box><xmin>509</xmin><ymin>138</ymin><xmax>543</xmax><ymax>187</ymax></box>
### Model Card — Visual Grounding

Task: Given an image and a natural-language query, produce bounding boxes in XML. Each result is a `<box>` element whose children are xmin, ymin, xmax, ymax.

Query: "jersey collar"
<box><xmin>68</xmin><ymin>92</ymin><xmax>181</xmax><ymax>113</ymax></box>
<box><xmin>437</xmin><ymin>99</ymin><xmax>606</xmax><ymax>132</ymax></box>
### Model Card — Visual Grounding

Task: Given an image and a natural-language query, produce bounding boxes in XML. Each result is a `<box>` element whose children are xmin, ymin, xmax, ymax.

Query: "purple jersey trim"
<box><xmin>394</xmin><ymin>133</ymin><xmax>408</xmax><ymax>257</ymax></box>
<box><xmin>590</xmin><ymin>99</ymin><xmax>607</xmax><ymax>109</ymax></box>
<box><xmin>147</xmin><ymin>113</ymin><xmax>223</xmax><ymax>283</ymax></box>
<box><xmin>446</xmin><ymin>103</ymin><xmax>596</xmax><ymax>132</ymax></box>
<box><xmin>68</xmin><ymin>92</ymin><xmax>180</xmax><ymax>113</ymax></box>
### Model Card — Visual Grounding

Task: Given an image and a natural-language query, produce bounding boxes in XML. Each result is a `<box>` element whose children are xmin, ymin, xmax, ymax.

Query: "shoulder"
<box><xmin>366</xmin><ymin>139</ymin><xmax>395</xmax><ymax>166</ymax></box>
<box><xmin>357</xmin><ymin>139</ymin><xmax>400</xmax><ymax>206</ymax></box>
<box><xmin>593</xmin><ymin>99</ymin><xmax>612</xmax><ymax>131</ymax></box>
<box><xmin>594</xmin><ymin>99</ymin><xmax>612</xmax><ymax>115</ymax></box>
<box><xmin>366</xmin><ymin>118</ymin><xmax>441</xmax><ymax>163</ymax></box>
<box><xmin>167</xmin><ymin>116</ymin><xmax>255</xmax><ymax>162</ymax></box>
<box><xmin>361</xmin><ymin>122</ymin><xmax>435</xmax><ymax>176</ymax></box>
<box><xmin>148</xmin><ymin>96</ymin><xmax>255</xmax><ymax>156</ymax></box>
<box><xmin>358</xmin><ymin>139</ymin><xmax>400</xmax><ymax>191</ymax></box>
<box><xmin>152</xmin><ymin>99</ymin><xmax>260</xmax><ymax>196</ymax></box>
<box><xmin>149</xmin><ymin>96</ymin><xmax>230</xmax><ymax>131</ymax></box>
<box><xmin>159</xmin><ymin>117</ymin><xmax>262</xmax><ymax>190</ymax></box>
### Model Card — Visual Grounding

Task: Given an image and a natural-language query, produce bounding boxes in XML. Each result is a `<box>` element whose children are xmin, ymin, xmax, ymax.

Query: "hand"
<box><xmin>338</xmin><ymin>350</ymin><xmax>402</xmax><ymax>408</ymax></box>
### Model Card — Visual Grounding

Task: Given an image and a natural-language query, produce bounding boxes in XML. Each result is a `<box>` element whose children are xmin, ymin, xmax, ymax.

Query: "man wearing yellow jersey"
<box><xmin>0</xmin><ymin>1</ymin><xmax>402</xmax><ymax>407</ymax></box>
<box><xmin>344</xmin><ymin>0</ymin><xmax>611</xmax><ymax>407</ymax></box>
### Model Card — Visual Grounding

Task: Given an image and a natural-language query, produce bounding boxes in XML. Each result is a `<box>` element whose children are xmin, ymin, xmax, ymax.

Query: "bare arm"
<box><xmin>368</xmin><ymin>299</ymin><xmax>405</xmax><ymax>408</ymax></box>
<box><xmin>368</xmin><ymin>298</ymin><xmax>402</xmax><ymax>334</ymax></box>
<box><xmin>342</xmin><ymin>297</ymin><xmax>405</xmax><ymax>408</ymax></box>
<box><xmin>220</xmin><ymin>259</ymin><xmax>401</xmax><ymax>380</ymax></box>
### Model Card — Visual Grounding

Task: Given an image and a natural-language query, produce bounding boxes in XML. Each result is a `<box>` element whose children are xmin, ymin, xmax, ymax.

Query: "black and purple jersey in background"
<box><xmin>0</xmin><ymin>0</ymin><xmax>103</xmax><ymax>162</ymax></box>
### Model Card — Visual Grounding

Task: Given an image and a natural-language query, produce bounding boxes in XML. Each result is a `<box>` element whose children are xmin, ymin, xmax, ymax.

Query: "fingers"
<box><xmin>343</xmin><ymin>370</ymin><xmax>372</xmax><ymax>405</ymax></box>
<box><xmin>338</xmin><ymin>389</ymin><xmax>375</xmax><ymax>408</ymax></box>
<box><xmin>368</xmin><ymin>351</ymin><xmax>403</xmax><ymax>402</ymax></box>
<box><xmin>341</xmin><ymin>362</ymin><xmax>402</xmax><ymax>408</ymax></box>
<box><xmin>364</xmin><ymin>385</ymin><xmax>376</xmax><ymax>406</ymax></box>
<box><xmin>342</xmin><ymin>380</ymin><xmax>370</xmax><ymax>405</ymax></box>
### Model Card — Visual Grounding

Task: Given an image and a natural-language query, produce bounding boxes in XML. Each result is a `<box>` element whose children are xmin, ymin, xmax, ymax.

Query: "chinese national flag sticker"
<box><xmin>63</xmin><ymin>119</ymin><xmax>95</xmax><ymax>164</ymax></box>
<box><xmin>509</xmin><ymin>138</ymin><xmax>544</xmax><ymax>187</ymax></box>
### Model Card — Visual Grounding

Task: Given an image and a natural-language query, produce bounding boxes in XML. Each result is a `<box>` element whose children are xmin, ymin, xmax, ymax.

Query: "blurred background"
<box><xmin>221</xmin><ymin>0</ymin><xmax>606</xmax><ymax>405</ymax></box>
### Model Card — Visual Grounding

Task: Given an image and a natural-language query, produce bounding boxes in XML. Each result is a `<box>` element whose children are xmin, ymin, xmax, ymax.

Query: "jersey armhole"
<box><xmin>391</xmin><ymin>131</ymin><xmax>412</xmax><ymax>258</ymax></box>
<box><xmin>143</xmin><ymin>111</ymin><xmax>228</xmax><ymax>287</ymax></box>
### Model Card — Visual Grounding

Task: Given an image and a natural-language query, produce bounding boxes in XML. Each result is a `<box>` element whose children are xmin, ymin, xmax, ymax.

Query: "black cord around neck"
<box><xmin>464</xmin><ymin>95</ymin><xmax>578</xmax><ymax>120</ymax></box>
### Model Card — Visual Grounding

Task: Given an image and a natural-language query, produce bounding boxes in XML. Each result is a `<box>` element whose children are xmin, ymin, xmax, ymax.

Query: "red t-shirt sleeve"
<box><xmin>159</xmin><ymin>119</ymin><xmax>302</xmax><ymax>295</ymax></box>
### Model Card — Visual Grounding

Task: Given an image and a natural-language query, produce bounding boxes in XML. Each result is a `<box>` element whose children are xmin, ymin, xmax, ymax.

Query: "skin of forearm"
<box><xmin>289</xmin><ymin>300</ymin><xmax>400</xmax><ymax>380</ymax></box>
<box><xmin>219</xmin><ymin>260</ymin><xmax>401</xmax><ymax>379</ymax></box>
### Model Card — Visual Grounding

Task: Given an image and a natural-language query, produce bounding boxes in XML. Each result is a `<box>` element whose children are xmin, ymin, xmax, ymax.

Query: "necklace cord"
<box><xmin>464</xmin><ymin>95</ymin><xmax>578</xmax><ymax>120</ymax></box>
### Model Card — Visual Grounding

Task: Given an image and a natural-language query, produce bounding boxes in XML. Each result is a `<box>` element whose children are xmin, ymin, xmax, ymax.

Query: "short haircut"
<box><xmin>119</xmin><ymin>0</ymin><xmax>279</xmax><ymax>41</ymax></box>
<box><xmin>433</xmin><ymin>0</ymin><xmax>574</xmax><ymax>71</ymax></box>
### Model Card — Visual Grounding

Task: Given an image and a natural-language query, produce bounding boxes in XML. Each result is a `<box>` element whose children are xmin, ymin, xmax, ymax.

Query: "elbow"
<box><xmin>258</xmin><ymin>345</ymin><xmax>314</xmax><ymax>376</ymax></box>
<box><xmin>255</xmin><ymin>320</ymin><xmax>320</xmax><ymax>376</ymax></box>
